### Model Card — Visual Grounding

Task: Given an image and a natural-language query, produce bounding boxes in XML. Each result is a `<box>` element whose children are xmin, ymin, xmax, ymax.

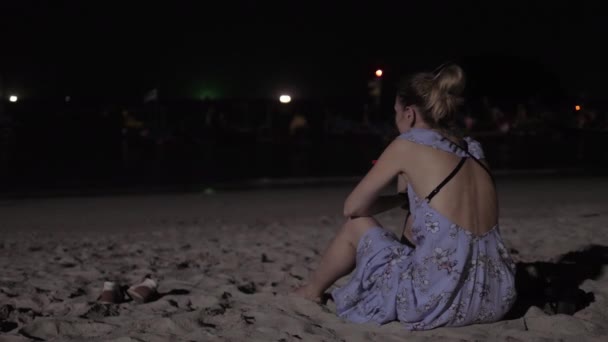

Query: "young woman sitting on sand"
<box><xmin>294</xmin><ymin>64</ymin><xmax>517</xmax><ymax>330</ymax></box>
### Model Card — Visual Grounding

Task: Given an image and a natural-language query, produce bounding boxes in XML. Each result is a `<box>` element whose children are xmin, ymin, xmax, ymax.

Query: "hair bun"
<box><xmin>397</xmin><ymin>63</ymin><xmax>466</xmax><ymax>129</ymax></box>
<box><xmin>433</xmin><ymin>64</ymin><xmax>465</xmax><ymax>96</ymax></box>
<box><xmin>427</xmin><ymin>64</ymin><xmax>465</xmax><ymax>124</ymax></box>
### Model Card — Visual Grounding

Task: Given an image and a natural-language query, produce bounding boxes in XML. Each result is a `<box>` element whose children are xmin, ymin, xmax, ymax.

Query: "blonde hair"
<box><xmin>398</xmin><ymin>64</ymin><xmax>466</xmax><ymax>128</ymax></box>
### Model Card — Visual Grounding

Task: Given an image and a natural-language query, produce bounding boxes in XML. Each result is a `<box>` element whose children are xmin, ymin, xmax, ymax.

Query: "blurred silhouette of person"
<box><xmin>120</xmin><ymin>109</ymin><xmax>146</xmax><ymax>174</ymax></box>
<box><xmin>491</xmin><ymin>105</ymin><xmax>510</xmax><ymax>133</ymax></box>
<box><xmin>288</xmin><ymin>112</ymin><xmax>310</xmax><ymax>176</ymax></box>
<box><xmin>512</xmin><ymin>104</ymin><xmax>529</xmax><ymax>131</ymax></box>
<box><xmin>97</xmin><ymin>108</ymin><xmax>123</xmax><ymax>176</ymax></box>
<box><xmin>289</xmin><ymin>112</ymin><xmax>309</xmax><ymax>136</ymax></box>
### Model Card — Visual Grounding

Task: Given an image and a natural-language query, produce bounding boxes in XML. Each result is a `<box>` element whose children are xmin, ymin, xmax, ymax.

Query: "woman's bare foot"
<box><xmin>292</xmin><ymin>285</ymin><xmax>322</xmax><ymax>303</ymax></box>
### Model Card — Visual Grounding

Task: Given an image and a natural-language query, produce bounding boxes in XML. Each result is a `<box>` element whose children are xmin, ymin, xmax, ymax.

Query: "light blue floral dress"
<box><xmin>332</xmin><ymin>128</ymin><xmax>517</xmax><ymax>330</ymax></box>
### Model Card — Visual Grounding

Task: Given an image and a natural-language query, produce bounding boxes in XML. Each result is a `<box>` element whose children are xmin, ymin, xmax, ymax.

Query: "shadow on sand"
<box><xmin>505</xmin><ymin>244</ymin><xmax>608</xmax><ymax>319</ymax></box>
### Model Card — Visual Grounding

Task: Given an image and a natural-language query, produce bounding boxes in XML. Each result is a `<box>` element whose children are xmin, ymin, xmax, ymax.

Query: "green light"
<box><xmin>195</xmin><ymin>86</ymin><xmax>223</xmax><ymax>100</ymax></box>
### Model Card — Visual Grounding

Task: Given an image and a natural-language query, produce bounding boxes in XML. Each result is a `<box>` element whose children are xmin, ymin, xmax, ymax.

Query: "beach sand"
<box><xmin>1</xmin><ymin>177</ymin><xmax>608</xmax><ymax>341</ymax></box>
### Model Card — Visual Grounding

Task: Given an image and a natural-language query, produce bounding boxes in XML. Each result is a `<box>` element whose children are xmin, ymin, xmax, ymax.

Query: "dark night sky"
<box><xmin>1</xmin><ymin>1</ymin><xmax>607</xmax><ymax>100</ymax></box>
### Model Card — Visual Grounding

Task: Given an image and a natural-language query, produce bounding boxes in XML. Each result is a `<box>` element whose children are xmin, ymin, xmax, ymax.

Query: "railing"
<box><xmin>1</xmin><ymin>124</ymin><xmax>607</xmax><ymax>193</ymax></box>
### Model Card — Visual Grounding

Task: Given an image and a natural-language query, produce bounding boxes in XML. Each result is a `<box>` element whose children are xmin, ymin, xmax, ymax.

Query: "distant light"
<box><xmin>575</xmin><ymin>105</ymin><xmax>581</xmax><ymax>111</ymax></box>
<box><xmin>9</xmin><ymin>95</ymin><xmax>18</xmax><ymax>103</ymax></box>
<box><xmin>375</xmin><ymin>69</ymin><xmax>383</xmax><ymax>77</ymax></box>
<box><xmin>279</xmin><ymin>95</ymin><xmax>291</xmax><ymax>104</ymax></box>
<box><xmin>65</xmin><ymin>96</ymin><xmax>71</xmax><ymax>102</ymax></box>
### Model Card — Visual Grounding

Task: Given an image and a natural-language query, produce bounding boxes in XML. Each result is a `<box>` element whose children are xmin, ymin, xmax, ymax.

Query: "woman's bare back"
<box><xmin>402</xmin><ymin>135</ymin><xmax>497</xmax><ymax>238</ymax></box>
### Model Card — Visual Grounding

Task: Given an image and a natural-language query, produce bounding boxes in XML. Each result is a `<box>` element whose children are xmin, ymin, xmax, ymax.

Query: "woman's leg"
<box><xmin>293</xmin><ymin>216</ymin><xmax>381</xmax><ymax>301</ymax></box>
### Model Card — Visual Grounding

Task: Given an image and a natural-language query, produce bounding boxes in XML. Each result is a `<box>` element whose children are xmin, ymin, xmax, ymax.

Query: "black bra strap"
<box><xmin>425</xmin><ymin>156</ymin><xmax>467</xmax><ymax>202</ymax></box>
<box><xmin>452</xmin><ymin>140</ymin><xmax>494</xmax><ymax>183</ymax></box>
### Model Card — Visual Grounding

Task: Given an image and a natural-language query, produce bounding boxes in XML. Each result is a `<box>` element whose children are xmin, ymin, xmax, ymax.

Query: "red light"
<box><xmin>575</xmin><ymin>105</ymin><xmax>581</xmax><ymax>111</ymax></box>
<box><xmin>375</xmin><ymin>69</ymin><xmax>383</xmax><ymax>77</ymax></box>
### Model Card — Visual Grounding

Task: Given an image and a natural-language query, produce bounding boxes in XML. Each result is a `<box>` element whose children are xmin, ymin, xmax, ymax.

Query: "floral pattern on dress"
<box><xmin>425</xmin><ymin>247</ymin><xmax>458</xmax><ymax>274</ymax></box>
<box><xmin>449</xmin><ymin>223</ymin><xmax>459</xmax><ymax>239</ymax></box>
<box><xmin>449</xmin><ymin>301</ymin><xmax>468</xmax><ymax>323</ymax></box>
<box><xmin>411</xmin><ymin>224</ymin><xmax>426</xmax><ymax>246</ymax></box>
<box><xmin>396</xmin><ymin>287</ymin><xmax>410</xmax><ymax>312</ymax></box>
<box><xmin>501</xmin><ymin>286</ymin><xmax>517</xmax><ymax>312</ymax></box>
<box><xmin>358</xmin><ymin>237</ymin><xmax>373</xmax><ymax>256</ymax></box>
<box><xmin>425</xmin><ymin>217</ymin><xmax>440</xmax><ymax>234</ymax></box>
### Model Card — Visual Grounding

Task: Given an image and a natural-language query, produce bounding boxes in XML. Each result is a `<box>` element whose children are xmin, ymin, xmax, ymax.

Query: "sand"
<box><xmin>1</xmin><ymin>177</ymin><xmax>608</xmax><ymax>341</ymax></box>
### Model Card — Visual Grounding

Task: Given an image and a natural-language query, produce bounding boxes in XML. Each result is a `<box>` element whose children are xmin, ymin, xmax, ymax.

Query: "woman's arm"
<box><xmin>349</xmin><ymin>172</ymin><xmax>410</xmax><ymax>217</ymax></box>
<box><xmin>344</xmin><ymin>139</ymin><xmax>409</xmax><ymax>218</ymax></box>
